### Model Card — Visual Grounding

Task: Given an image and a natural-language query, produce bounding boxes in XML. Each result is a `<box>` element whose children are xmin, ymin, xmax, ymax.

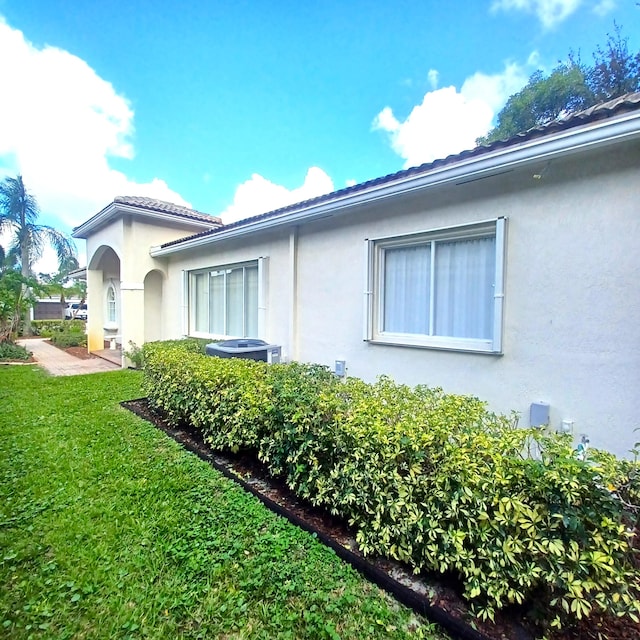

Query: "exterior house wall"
<box><xmin>291</xmin><ymin>144</ymin><xmax>639</xmax><ymax>456</ymax></box>
<box><xmin>73</xmin><ymin>109</ymin><xmax>640</xmax><ymax>457</ymax></box>
<box><xmin>85</xmin><ymin>217</ymin><xmax>209</xmax><ymax>355</ymax></box>
<box><xmin>151</xmin><ymin>143</ymin><xmax>639</xmax><ymax>456</ymax></box>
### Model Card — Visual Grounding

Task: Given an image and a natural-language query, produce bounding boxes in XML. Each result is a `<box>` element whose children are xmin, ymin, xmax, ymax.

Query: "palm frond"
<box><xmin>1</xmin><ymin>175</ymin><xmax>77</xmax><ymax>277</ymax></box>
<box><xmin>37</xmin><ymin>225</ymin><xmax>77</xmax><ymax>269</ymax></box>
<box><xmin>0</xmin><ymin>175</ymin><xmax>40</xmax><ymax>226</ymax></box>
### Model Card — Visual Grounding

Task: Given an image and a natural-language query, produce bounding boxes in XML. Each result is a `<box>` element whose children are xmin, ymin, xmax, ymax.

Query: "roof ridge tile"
<box><xmin>113</xmin><ymin>195</ymin><xmax>221</xmax><ymax>224</ymax></box>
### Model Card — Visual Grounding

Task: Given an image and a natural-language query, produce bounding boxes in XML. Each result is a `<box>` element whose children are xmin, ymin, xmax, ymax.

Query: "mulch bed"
<box><xmin>46</xmin><ymin>341</ymin><xmax>95</xmax><ymax>360</ymax></box>
<box><xmin>122</xmin><ymin>398</ymin><xmax>640</xmax><ymax>640</ymax></box>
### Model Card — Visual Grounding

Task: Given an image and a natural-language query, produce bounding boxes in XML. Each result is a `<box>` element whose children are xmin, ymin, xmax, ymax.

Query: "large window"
<box><xmin>366</xmin><ymin>219</ymin><xmax>505</xmax><ymax>353</ymax></box>
<box><xmin>190</xmin><ymin>261</ymin><xmax>259</xmax><ymax>338</ymax></box>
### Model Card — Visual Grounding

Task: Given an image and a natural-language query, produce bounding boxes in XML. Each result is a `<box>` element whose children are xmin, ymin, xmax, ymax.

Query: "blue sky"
<box><xmin>0</xmin><ymin>0</ymin><xmax>638</xmax><ymax>269</ymax></box>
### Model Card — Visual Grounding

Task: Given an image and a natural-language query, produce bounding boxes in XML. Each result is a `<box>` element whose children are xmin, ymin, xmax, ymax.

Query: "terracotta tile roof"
<box><xmin>157</xmin><ymin>91</ymin><xmax>640</xmax><ymax>250</ymax></box>
<box><xmin>113</xmin><ymin>195</ymin><xmax>221</xmax><ymax>225</ymax></box>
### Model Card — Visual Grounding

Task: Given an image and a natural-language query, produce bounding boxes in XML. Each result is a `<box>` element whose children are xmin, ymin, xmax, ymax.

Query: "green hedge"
<box><xmin>142</xmin><ymin>340</ymin><xmax>640</xmax><ymax>630</ymax></box>
<box><xmin>50</xmin><ymin>330</ymin><xmax>87</xmax><ymax>348</ymax></box>
<box><xmin>31</xmin><ymin>319</ymin><xmax>87</xmax><ymax>347</ymax></box>
<box><xmin>31</xmin><ymin>319</ymin><xmax>85</xmax><ymax>337</ymax></box>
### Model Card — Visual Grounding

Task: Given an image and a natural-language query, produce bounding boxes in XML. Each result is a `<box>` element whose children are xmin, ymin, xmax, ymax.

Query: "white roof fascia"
<box><xmin>151</xmin><ymin>111</ymin><xmax>640</xmax><ymax>258</ymax></box>
<box><xmin>73</xmin><ymin>203</ymin><xmax>218</xmax><ymax>239</ymax></box>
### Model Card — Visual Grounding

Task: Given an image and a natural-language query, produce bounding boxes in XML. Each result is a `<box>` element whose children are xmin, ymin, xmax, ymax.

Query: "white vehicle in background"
<box><xmin>64</xmin><ymin>303</ymin><xmax>88</xmax><ymax>320</ymax></box>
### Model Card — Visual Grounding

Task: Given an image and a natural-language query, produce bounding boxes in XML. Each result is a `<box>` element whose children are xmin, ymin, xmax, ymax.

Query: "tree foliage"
<box><xmin>587</xmin><ymin>23</ymin><xmax>640</xmax><ymax>101</ymax></box>
<box><xmin>480</xmin><ymin>26</ymin><xmax>640</xmax><ymax>144</ymax></box>
<box><xmin>38</xmin><ymin>254</ymin><xmax>85</xmax><ymax>309</ymax></box>
<box><xmin>0</xmin><ymin>269</ymin><xmax>45</xmax><ymax>342</ymax></box>
<box><xmin>0</xmin><ymin>175</ymin><xmax>77</xmax><ymax>334</ymax></box>
<box><xmin>0</xmin><ymin>175</ymin><xmax>76</xmax><ymax>279</ymax></box>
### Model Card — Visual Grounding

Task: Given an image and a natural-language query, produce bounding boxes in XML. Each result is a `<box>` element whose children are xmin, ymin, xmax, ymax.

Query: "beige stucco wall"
<box><xmin>290</xmin><ymin>143</ymin><xmax>640</xmax><ymax>456</ymax></box>
<box><xmin>153</xmin><ymin>141</ymin><xmax>639</xmax><ymax>456</ymax></box>
<box><xmin>84</xmin><ymin>216</ymin><xmax>210</xmax><ymax>359</ymax></box>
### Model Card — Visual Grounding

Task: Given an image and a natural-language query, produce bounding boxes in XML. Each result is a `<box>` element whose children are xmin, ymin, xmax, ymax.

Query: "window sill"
<box><xmin>369</xmin><ymin>334</ymin><xmax>502</xmax><ymax>355</ymax></box>
<box><xmin>190</xmin><ymin>331</ymin><xmax>261</xmax><ymax>341</ymax></box>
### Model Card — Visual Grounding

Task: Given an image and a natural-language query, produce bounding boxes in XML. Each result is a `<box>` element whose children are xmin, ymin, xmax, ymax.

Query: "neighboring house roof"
<box><xmin>67</xmin><ymin>267</ymin><xmax>87</xmax><ymax>281</ymax></box>
<box><xmin>73</xmin><ymin>195</ymin><xmax>222</xmax><ymax>239</ymax></box>
<box><xmin>152</xmin><ymin>91</ymin><xmax>640</xmax><ymax>256</ymax></box>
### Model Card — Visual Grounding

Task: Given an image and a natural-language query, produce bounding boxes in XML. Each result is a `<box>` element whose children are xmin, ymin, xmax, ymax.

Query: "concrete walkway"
<box><xmin>16</xmin><ymin>338</ymin><xmax>121</xmax><ymax>376</ymax></box>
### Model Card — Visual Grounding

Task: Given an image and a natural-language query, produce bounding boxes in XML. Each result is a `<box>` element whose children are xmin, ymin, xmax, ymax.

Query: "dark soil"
<box><xmin>46</xmin><ymin>341</ymin><xmax>94</xmax><ymax>360</ymax></box>
<box><xmin>122</xmin><ymin>398</ymin><xmax>640</xmax><ymax>640</ymax></box>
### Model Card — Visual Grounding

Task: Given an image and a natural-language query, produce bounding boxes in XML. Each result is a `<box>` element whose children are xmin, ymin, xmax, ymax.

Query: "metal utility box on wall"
<box><xmin>530</xmin><ymin>401</ymin><xmax>550</xmax><ymax>427</ymax></box>
<box><xmin>205</xmin><ymin>339</ymin><xmax>281</xmax><ymax>364</ymax></box>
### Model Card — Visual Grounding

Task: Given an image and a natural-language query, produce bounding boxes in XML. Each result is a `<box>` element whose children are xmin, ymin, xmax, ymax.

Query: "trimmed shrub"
<box><xmin>31</xmin><ymin>319</ymin><xmax>85</xmax><ymax>337</ymax></box>
<box><xmin>33</xmin><ymin>319</ymin><xmax>88</xmax><ymax>348</ymax></box>
<box><xmin>142</xmin><ymin>340</ymin><xmax>640</xmax><ymax>630</ymax></box>
<box><xmin>50</xmin><ymin>331</ymin><xmax>87</xmax><ymax>348</ymax></box>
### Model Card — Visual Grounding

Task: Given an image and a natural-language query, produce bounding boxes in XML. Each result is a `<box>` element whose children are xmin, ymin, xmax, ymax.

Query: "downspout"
<box><xmin>288</xmin><ymin>227</ymin><xmax>298</xmax><ymax>361</ymax></box>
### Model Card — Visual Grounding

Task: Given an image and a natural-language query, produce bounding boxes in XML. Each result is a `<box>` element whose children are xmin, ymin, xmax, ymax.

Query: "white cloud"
<box><xmin>373</xmin><ymin>61</ymin><xmax>530</xmax><ymax>168</ymax></box>
<box><xmin>592</xmin><ymin>0</ymin><xmax>616</xmax><ymax>17</ymax></box>
<box><xmin>220</xmin><ymin>167</ymin><xmax>334</xmax><ymax>225</ymax></box>
<box><xmin>0</xmin><ymin>16</ymin><xmax>189</xmax><ymax>260</ymax></box>
<box><xmin>491</xmin><ymin>0</ymin><xmax>583</xmax><ymax>29</ymax></box>
<box><xmin>427</xmin><ymin>69</ymin><xmax>439</xmax><ymax>90</ymax></box>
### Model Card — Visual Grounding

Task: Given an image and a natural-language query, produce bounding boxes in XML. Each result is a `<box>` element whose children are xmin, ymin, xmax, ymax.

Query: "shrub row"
<box><xmin>31</xmin><ymin>319</ymin><xmax>87</xmax><ymax>347</ymax></box>
<box><xmin>50</xmin><ymin>329</ymin><xmax>87</xmax><ymax>348</ymax></box>
<box><xmin>31</xmin><ymin>319</ymin><xmax>85</xmax><ymax>337</ymax></box>
<box><xmin>142</xmin><ymin>341</ymin><xmax>640</xmax><ymax>630</ymax></box>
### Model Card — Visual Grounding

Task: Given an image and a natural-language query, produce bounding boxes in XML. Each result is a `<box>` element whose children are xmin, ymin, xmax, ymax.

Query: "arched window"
<box><xmin>106</xmin><ymin>285</ymin><xmax>117</xmax><ymax>324</ymax></box>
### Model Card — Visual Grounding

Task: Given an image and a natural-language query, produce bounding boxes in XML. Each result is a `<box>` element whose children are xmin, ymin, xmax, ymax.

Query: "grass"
<box><xmin>0</xmin><ymin>365</ymin><xmax>449</xmax><ymax>640</ymax></box>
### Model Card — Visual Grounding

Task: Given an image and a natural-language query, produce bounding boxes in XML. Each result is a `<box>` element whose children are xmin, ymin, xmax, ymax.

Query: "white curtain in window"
<box><xmin>226</xmin><ymin>268</ymin><xmax>244</xmax><ymax>336</ymax></box>
<box><xmin>383</xmin><ymin>245</ymin><xmax>430</xmax><ymax>334</ymax></box>
<box><xmin>209</xmin><ymin>271</ymin><xmax>225</xmax><ymax>335</ymax></box>
<box><xmin>434</xmin><ymin>236</ymin><xmax>495</xmax><ymax>339</ymax></box>
<box><xmin>194</xmin><ymin>273</ymin><xmax>207</xmax><ymax>332</ymax></box>
<box><xmin>244</xmin><ymin>265</ymin><xmax>259</xmax><ymax>337</ymax></box>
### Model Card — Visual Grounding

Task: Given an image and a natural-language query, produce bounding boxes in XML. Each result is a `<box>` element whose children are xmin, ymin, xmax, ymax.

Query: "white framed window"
<box><xmin>189</xmin><ymin>260</ymin><xmax>261</xmax><ymax>338</ymax></box>
<box><xmin>106</xmin><ymin>284</ymin><xmax>117</xmax><ymax>324</ymax></box>
<box><xmin>365</xmin><ymin>219</ymin><xmax>505</xmax><ymax>353</ymax></box>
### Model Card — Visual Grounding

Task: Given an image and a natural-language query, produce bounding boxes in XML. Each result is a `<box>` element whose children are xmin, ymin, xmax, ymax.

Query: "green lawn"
<box><xmin>0</xmin><ymin>366</ymin><xmax>448</xmax><ymax>640</ymax></box>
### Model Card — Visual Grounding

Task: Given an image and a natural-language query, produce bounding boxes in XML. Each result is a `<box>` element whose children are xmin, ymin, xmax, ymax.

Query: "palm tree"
<box><xmin>0</xmin><ymin>175</ymin><xmax>77</xmax><ymax>277</ymax></box>
<box><xmin>0</xmin><ymin>175</ymin><xmax>77</xmax><ymax>332</ymax></box>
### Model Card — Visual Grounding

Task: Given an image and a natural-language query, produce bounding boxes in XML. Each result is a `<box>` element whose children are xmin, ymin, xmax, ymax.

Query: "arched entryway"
<box><xmin>86</xmin><ymin>245</ymin><xmax>122</xmax><ymax>361</ymax></box>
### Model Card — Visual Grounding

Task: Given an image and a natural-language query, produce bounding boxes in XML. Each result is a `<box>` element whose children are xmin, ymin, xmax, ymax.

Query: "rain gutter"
<box><xmin>150</xmin><ymin>111</ymin><xmax>640</xmax><ymax>258</ymax></box>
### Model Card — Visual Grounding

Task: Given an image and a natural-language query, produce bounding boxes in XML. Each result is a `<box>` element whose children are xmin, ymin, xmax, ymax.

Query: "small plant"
<box><xmin>0</xmin><ymin>341</ymin><xmax>31</xmax><ymax>360</ymax></box>
<box><xmin>124</xmin><ymin>341</ymin><xmax>145</xmax><ymax>369</ymax></box>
